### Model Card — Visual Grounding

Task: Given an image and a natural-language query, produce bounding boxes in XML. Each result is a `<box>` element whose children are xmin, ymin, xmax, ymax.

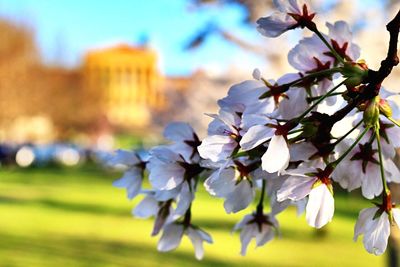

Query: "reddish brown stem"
<box><xmin>328</xmin><ymin>9</ymin><xmax>400</xmax><ymax>127</ymax></box>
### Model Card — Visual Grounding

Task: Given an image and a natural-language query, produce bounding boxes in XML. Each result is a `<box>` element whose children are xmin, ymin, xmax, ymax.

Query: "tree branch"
<box><xmin>309</xmin><ymin>10</ymin><xmax>400</xmax><ymax>158</ymax></box>
<box><xmin>378</xmin><ymin>9</ymin><xmax>400</xmax><ymax>81</ymax></box>
<box><xmin>366</xmin><ymin>9</ymin><xmax>400</xmax><ymax>89</ymax></box>
<box><xmin>328</xmin><ymin>9</ymin><xmax>400</xmax><ymax>126</ymax></box>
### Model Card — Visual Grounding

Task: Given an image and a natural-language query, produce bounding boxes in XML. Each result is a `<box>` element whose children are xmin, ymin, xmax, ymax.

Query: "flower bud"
<box><xmin>341</xmin><ymin>61</ymin><xmax>369</xmax><ymax>88</ymax></box>
<box><xmin>252</xmin><ymin>68</ymin><xmax>261</xmax><ymax>80</ymax></box>
<box><xmin>378</xmin><ymin>98</ymin><xmax>393</xmax><ymax>118</ymax></box>
<box><xmin>363</xmin><ymin>97</ymin><xmax>380</xmax><ymax>127</ymax></box>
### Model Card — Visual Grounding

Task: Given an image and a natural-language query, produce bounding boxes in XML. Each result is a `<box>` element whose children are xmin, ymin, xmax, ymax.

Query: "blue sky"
<box><xmin>0</xmin><ymin>0</ymin><xmax>264</xmax><ymax>75</ymax></box>
<box><xmin>0</xmin><ymin>0</ymin><xmax>386</xmax><ymax>76</ymax></box>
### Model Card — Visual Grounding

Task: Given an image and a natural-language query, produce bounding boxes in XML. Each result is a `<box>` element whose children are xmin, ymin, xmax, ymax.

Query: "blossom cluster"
<box><xmin>110</xmin><ymin>0</ymin><xmax>400</xmax><ymax>259</ymax></box>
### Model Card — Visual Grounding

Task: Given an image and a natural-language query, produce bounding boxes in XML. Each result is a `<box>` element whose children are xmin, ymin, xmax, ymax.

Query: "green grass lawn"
<box><xmin>0</xmin><ymin>166</ymin><xmax>386</xmax><ymax>267</ymax></box>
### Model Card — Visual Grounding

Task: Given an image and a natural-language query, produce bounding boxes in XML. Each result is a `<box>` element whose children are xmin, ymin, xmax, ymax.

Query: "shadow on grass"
<box><xmin>0</xmin><ymin>231</ymin><xmax>284</xmax><ymax>267</ymax></box>
<box><xmin>0</xmin><ymin>166</ymin><xmax>116</xmax><ymax>186</ymax></box>
<box><xmin>0</xmin><ymin>196</ymin><xmax>129</xmax><ymax>217</ymax></box>
<box><xmin>0</xmin><ymin>193</ymin><xmax>360</xmax><ymax>238</ymax></box>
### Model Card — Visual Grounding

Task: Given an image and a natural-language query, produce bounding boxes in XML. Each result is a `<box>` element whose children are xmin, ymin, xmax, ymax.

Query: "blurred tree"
<box><xmin>0</xmin><ymin>19</ymin><xmax>101</xmax><ymax>142</ymax></box>
<box><xmin>0</xmin><ymin>20</ymin><xmax>40</xmax><ymax>128</ymax></box>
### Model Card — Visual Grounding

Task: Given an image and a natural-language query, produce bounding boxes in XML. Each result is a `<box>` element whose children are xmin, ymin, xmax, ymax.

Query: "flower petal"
<box><xmin>240</xmin><ymin>125</ymin><xmax>274</xmax><ymax>151</ymax></box>
<box><xmin>173</xmin><ymin>182</ymin><xmax>194</xmax><ymax>218</ymax></box>
<box><xmin>262</xmin><ymin>134</ymin><xmax>290</xmax><ymax>173</ymax></box>
<box><xmin>133</xmin><ymin>195</ymin><xmax>159</xmax><ymax>218</ymax></box>
<box><xmin>306</xmin><ymin>184</ymin><xmax>335</xmax><ymax>229</ymax></box>
<box><xmin>353</xmin><ymin>207</ymin><xmax>379</xmax><ymax>241</ymax></box>
<box><xmin>361</xmin><ymin>165</ymin><xmax>382</xmax><ymax>199</ymax></box>
<box><xmin>108</xmin><ymin>149</ymin><xmax>140</xmax><ymax>166</ymax></box>
<box><xmin>277</xmin><ymin>175</ymin><xmax>316</xmax><ymax>202</ymax></box>
<box><xmin>187</xmin><ymin>227</ymin><xmax>212</xmax><ymax>260</ymax></box>
<box><xmin>363</xmin><ymin>212</ymin><xmax>390</xmax><ymax>255</ymax></box>
<box><xmin>164</xmin><ymin>122</ymin><xmax>195</xmax><ymax>142</ymax></box>
<box><xmin>198</xmin><ymin>135</ymin><xmax>237</xmax><ymax>162</ymax></box>
<box><xmin>148</xmin><ymin>157</ymin><xmax>185</xmax><ymax>191</ymax></box>
<box><xmin>255</xmin><ymin>224</ymin><xmax>275</xmax><ymax>247</ymax></box>
<box><xmin>257</xmin><ymin>13</ymin><xmax>295</xmax><ymax>38</ymax></box>
<box><xmin>204</xmin><ymin>168</ymin><xmax>236</xmax><ymax>197</ymax></box>
<box><xmin>224</xmin><ymin>180</ymin><xmax>254</xmax><ymax>213</ymax></box>
<box><xmin>157</xmin><ymin>223</ymin><xmax>184</xmax><ymax>252</ymax></box>
<box><xmin>113</xmin><ymin>169</ymin><xmax>142</xmax><ymax>199</ymax></box>
<box><xmin>239</xmin><ymin>224</ymin><xmax>257</xmax><ymax>256</ymax></box>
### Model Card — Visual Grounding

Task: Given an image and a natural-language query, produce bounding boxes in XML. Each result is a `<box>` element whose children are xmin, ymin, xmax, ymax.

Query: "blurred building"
<box><xmin>83</xmin><ymin>44</ymin><xmax>166</xmax><ymax>129</ymax></box>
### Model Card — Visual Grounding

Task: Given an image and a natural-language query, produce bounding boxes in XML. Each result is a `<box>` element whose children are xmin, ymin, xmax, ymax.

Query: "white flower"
<box><xmin>289</xmin><ymin>21</ymin><xmax>359</xmax><ymax>72</ymax></box>
<box><xmin>164</xmin><ymin>122</ymin><xmax>201</xmax><ymax>162</ymax></box>
<box><xmin>109</xmin><ymin>150</ymin><xmax>145</xmax><ymax>200</ymax></box>
<box><xmin>133</xmin><ymin>192</ymin><xmax>175</xmax><ymax>235</ymax></box>
<box><xmin>198</xmin><ymin>108</ymin><xmax>241</xmax><ymax>162</ymax></box>
<box><xmin>132</xmin><ymin>193</ymin><xmax>160</xmax><ymax>219</ymax></box>
<box><xmin>262</xmin><ymin>134</ymin><xmax>290</xmax><ymax>173</ymax></box>
<box><xmin>240</xmin><ymin>124</ymin><xmax>275</xmax><ymax>151</ymax></box>
<box><xmin>147</xmin><ymin>146</ymin><xmax>186</xmax><ymax>191</ymax></box>
<box><xmin>289</xmin><ymin>142</ymin><xmax>318</xmax><ymax>162</ymax></box>
<box><xmin>274</xmin><ymin>84</ymin><xmax>308</xmax><ymax>120</ymax></box>
<box><xmin>218</xmin><ymin>80</ymin><xmax>273</xmax><ymax>113</ymax></box>
<box><xmin>224</xmin><ymin>179</ymin><xmax>254</xmax><ymax>213</ymax></box>
<box><xmin>325</xmin><ymin>21</ymin><xmax>360</xmax><ymax>62</ymax></box>
<box><xmin>240</xmin><ymin>123</ymin><xmax>290</xmax><ymax>174</ymax></box>
<box><xmin>133</xmin><ymin>182</ymin><xmax>196</xmax><ymax>232</ymax></box>
<box><xmin>157</xmin><ymin>223</ymin><xmax>185</xmax><ymax>252</ymax></box>
<box><xmin>354</xmin><ymin>207</ymin><xmax>400</xmax><ymax>255</ymax></box>
<box><xmin>148</xmin><ymin>145</ymin><xmax>204</xmax><ymax>201</ymax></box>
<box><xmin>257</xmin><ymin>0</ymin><xmax>314</xmax><ymax>38</ymax></box>
<box><xmin>204</xmin><ymin>160</ymin><xmax>257</xmax><ymax>213</ymax></box>
<box><xmin>287</xmin><ymin>21</ymin><xmax>359</xmax><ymax>105</ymax></box>
<box><xmin>377</xmin><ymin>117</ymin><xmax>400</xmax><ymax>159</ymax></box>
<box><xmin>266</xmin><ymin>174</ymin><xmax>307</xmax><ymax>216</ymax></box>
<box><xmin>355</xmin><ymin>92</ymin><xmax>400</xmax><ymax>159</ymax></box>
<box><xmin>147</xmin><ymin>147</ymin><xmax>202</xmax><ymax>219</ymax></box>
<box><xmin>158</xmin><ymin>223</ymin><xmax>213</xmax><ymax>260</ymax></box>
<box><xmin>186</xmin><ymin>226</ymin><xmax>213</xmax><ymax>260</ymax></box>
<box><xmin>289</xmin><ymin>35</ymin><xmax>330</xmax><ymax>73</ymax></box>
<box><xmin>277</xmin><ymin>166</ymin><xmax>334</xmax><ymax>228</ymax></box>
<box><xmin>234</xmin><ymin>213</ymin><xmax>279</xmax><ymax>255</ymax></box>
<box><xmin>305</xmin><ymin>183</ymin><xmax>334</xmax><ymax>228</ymax></box>
<box><xmin>164</xmin><ymin>122</ymin><xmax>197</xmax><ymax>143</ymax></box>
<box><xmin>172</xmin><ymin>181</ymin><xmax>195</xmax><ymax>219</ymax></box>
<box><xmin>288</xmin><ymin>35</ymin><xmax>336</xmax><ymax>101</ymax></box>
<box><xmin>108</xmin><ymin>149</ymin><xmax>141</xmax><ymax>167</ymax></box>
<box><xmin>332</xmin><ymin>141</ymin><xmax>400</xmax><ymax>199</ymax></box>
<box><xmin>240</xmin><ymin>73</ymin><xmax>302</xmax><ymax>130</ymax></box>
<box><xmin>113</xmin><ymin>169</ymin><xmax>143</xmax><ymax>200</ymax></box>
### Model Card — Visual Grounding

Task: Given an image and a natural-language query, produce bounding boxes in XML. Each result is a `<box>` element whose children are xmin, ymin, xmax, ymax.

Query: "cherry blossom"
<box><xmin>204</xmin><ymin>159</ymin><xmax>258</xmax><ymax>213</ymax></box>
<box><xmin>218</xmin><ymin>80</ymin><xmax>274</xmax><ymax>114</ymax></box>
<box><xmin>333</xmin><ymin>139</ymin><xmax>400</xmax><ymax>199</ymax></box>
<box><xmin>354</xmin><ymin>207</ymin><xmax>400</xmax><ymax>255</ymax></box>
<box><xmin>240</xmin><ymin>122</ymin><xmax>291</xmax><ymax>173</ymax></box>
<box><xmin>234</xmin><ymin>212</ymin><xmax>278</xmax><ymax>255</ymax></box>
<box><xmin>198</xmin><ymin>108</ymin><xmax>241</xmax><ymax>162</ymax></box>
<box><xmin>164</xmin><ymin>122</ymin><xmax>202</xmax><ymax>162</ymax></box>
<box><xmin>257</xmin><ymin>0</ymin><xmax>314</xmax><ymax>38</ymax></box>
<box><xmin>158</xmin><ymin>223</ymin><xmax>213</xmax><ymax>260</ymax></box>
<box><xmin>109</xmin><ymin>149</ymin><xmax>145</xmax><ymax>199</ymax></box>
<box><xmin>111</xmin><ymin>2</ymin><xmax>400</xmax><ymax>259</ymax></box>
<box><xmin>147</xmin><ymin>146</ymin><xmax>187</xmax><ymax>191</ymax></box>
<box><xmin>277</xmin><ymin>166</ymin><xmax>335</xmax><ymax>228</ymax></box>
